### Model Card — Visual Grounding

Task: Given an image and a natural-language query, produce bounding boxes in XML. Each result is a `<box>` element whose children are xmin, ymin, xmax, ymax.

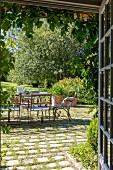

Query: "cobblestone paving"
<box><xmin>1</xmin><ymin>106</ymin><xmax>94</xmax><ymax>170</ymax></box>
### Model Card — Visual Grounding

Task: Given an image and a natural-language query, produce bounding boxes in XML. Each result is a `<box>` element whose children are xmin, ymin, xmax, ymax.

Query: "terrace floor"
<box><xmin>1</xmin><ymin>105</ymin><xmax>94</xmax><ymax>170</ymax></box>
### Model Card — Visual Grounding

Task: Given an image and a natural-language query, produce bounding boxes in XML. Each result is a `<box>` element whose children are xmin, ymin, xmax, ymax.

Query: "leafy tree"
<box><xmin>68</xmin><ymin>14</ymin><xmax>99</xmax><ymax>104</ymax></box>
<box><xmin>8</xmin><ymin>23</ymin><xmax>77</xmax><ymax>85</ymax></box>
<box><xmin>1</xmin><ymin>2</ymin><xmax>99</xmax><ymax>105</ymax></box>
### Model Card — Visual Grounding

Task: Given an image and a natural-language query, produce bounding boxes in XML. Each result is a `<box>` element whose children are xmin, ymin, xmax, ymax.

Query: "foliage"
<box><xmin>51</xmin><ymin>77</ymin><xmax>96</xmax><ymax>104</ymax></box>
<box><xmin>87</xmin><ymin>117</ymin><xmax>98</xmax><ymax>152</ymax></box>
<box><xmin>7</xmin><ymin>23</ymin><xmax>77</xmax><ymax>85</ymax></box>
<box><xmin>70</xmin><ymin>142</ymin><xmax>98</xmax><ymax>170</ymax></box>
<box><xmin>49</xmin><ymin>85</ymin><xmax>66</xmax><ymax>96</ymax></box>
<box><xmin>2</xmin><ymin>2</ymin><xmax>99</xmax><ymax>105</ymax></box>
<box><xmin>0</xmin><ymin>124</ymin><xmax>11</xmax><ymax>134</ymax></box>
<box><xmin>68</xmin><ymin>14</ymin><xmax>99</xmax><ymax>105</ymax></box>
<box><xmin>1</xmin><ymin>2</ymin><xmax>74</xmax><ymax>38</ymax></box>
<box><xmin>0</xmin><ymin>47</ymin><xmax>14</xmax><ymax>80</ymax></box>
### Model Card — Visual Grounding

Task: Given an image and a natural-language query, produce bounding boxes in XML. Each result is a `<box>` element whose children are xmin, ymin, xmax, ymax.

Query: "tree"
<box><xmin>8</xmin><ymin>23</ymin><xmax>77</xmax><ymax>85</ymax></box>
<box><xmin>1</xmin><ymin>2</ymin><xmax>99</xmax><ymax>104</ymax></box>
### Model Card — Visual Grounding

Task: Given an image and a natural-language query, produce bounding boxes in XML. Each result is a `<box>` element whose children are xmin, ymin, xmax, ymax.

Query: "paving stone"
<box><xmin>6</xmin><ymin>151</ymin><xmax>12</xmax><ymax>155</ymax></box>
<box><xmin>3</xmin><ymin>167</ymin><xmax>13</xmax><ymax>170</ymax></box>
<box><xmin>38</xmin><ymin>145</ymin><xmax>47</xmax><ymax>148</ymax></box>
<box><xmin>62</xmin><ymin>140</ymin><xmax>74</xmax><ymax>143</ymax></box>
<box><xmin>16</xmin><ymin>166</ymin><xmax>27</xmax><ymax>170</ymax></box>
<box><xmin>38</xmin><ymin>142</ymin><xmax>46</xmax><ymax>144</ymax></box>
<box><xmin>58</xmin><ymin>161</ymin><xmax>70</xmax><ymax>166</ymax></box>
<box><xmin>22</xmin><ymin>158</ymin><xmax>34</xmax><ymax>164</ymax></box>
<box><xmin>17</xmin><ymin>155</ymin><xmax>26</xmax><ymax>159</ymax></box>
<box><xmin>6</xmin><ymin>160</ymin><xmax>19</xmax><ymax>166</ymax></box>
<box><xmin>29</xmin><ymin>139</ymin><xmax>39</xmax><ymax>142</ymax></box>
<box><xmin>10</xmin><ymin>137</ymin><xmax>20</xmax><ymax>139</ymax></box>
<box><xmin>13</xmin><ymin>147</ymin><xmax>20</xmax><ymax>150</ymax></box>
<box><xmin>65</xmin><ymin>143</ymin><xmax>73</xmax><ymax>147</ymax></box>
<box><xmin>24</xmin><ymin>142</ymin><xmax>34</xmax><ymax>146</ymax></box>
<box><xmin>61</xmin><ymin>167</ymin><xmax>75</xmax><ymax>170</ymax></box>
<box><xmin>67</xmin><ymin>134</ymin><xmax>75</xmax><ymax>136</ymax></box>
<box><xmin>31</xmin><ymin>165</ymin><xmax>42</xmax><ymax>169</ymax></box>
<box><xmin>50</xmin><ymin>144</ymin><xmax>63</xmax><ymax>148</ymax></box>
<box><xmin>3</xmin><ymin>156</ymin><xmax>14</xmax><ymax>160</ymax></box>
<box><xmin>24</xmin><ymin>146</ymin><xmax>35</xmax><ymax>149</ymax></box>
<box><xmin>61</xmin><ymin>147</ymin><xmax>69</xmax><ymax>151</ymax></box>
<box><xmin>52</xmin><ymin>155</ymin><xmax>64</xmax><ymax>160</ymax></box>
<box><xmin>44</xmin><ymin>138</ymin><xmax>53</xmax><ymax>141</ymax></box>
<box><xmin>56</xmin><ymin>134</ymin><xmax>66</xmax><ymax>137</ymax></box>
<box><xmin>16</xmin><ymin>151</ymin><xmax>25</xmax><ymax>154</ymax></box>
<box><xmin>20</xmin><ymin>139</ymin><xmax>26</xmax><ymax>142</ymax></box>
<box><xmin>37</xmin><ymin>157</ymin><xmax>49</xmax><ymax>162</ymax></box>
<box><xmin>76</xmin><ymin>136</ymin><xmax>85</xmax><ymax>139</ymax></box>
<box><xmin>56</xmin><ymin>137</ymin><xmax>66</xmax><ymax>140</ymax></box>
<box><xmin>40</xmin><ymin>149</ymin><xmax>47</xmax><ymax>153</ymax></box>
<box><xmin>57</xmin><ymin>152</ymin><xmax>64</xmax><ymax>156</ymax></box>
<box><xmin>28</xmin><ymin>155</ymin><xmax>37</xmax><ymax>158</ymax></box>
<box><xmin>50</xmin><ymin>148</ymin><xmax>58</xmax><ymax>152</ymax></box>
<box><xmin>14</xmin><ymin>144</ymin><xmax>22</xmax><ymax>147</ymax></box>
<box><xmin>28</xmin><ymin>149</ymin><xmax>37</xmax><ymax>154</ymax></box>
<box><xmin>1</xmin><ymin>148</ymin><xmax>9</xmax><ymax>151</ymax></box>
<box><xmin>49</xmin><ymin>141</ymin><xmax>60</xmax><ymax>144</ymax></box>
<box><xmin>46</xmin><ymin>162</ymin><xmax>57</xmax><ymax>167</ymax></box>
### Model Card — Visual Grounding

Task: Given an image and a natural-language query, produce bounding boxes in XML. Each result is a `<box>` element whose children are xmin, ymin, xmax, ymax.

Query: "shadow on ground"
<box><xmin>3</xmin><ymin>118</ymin><xmax>91</xmax><ymax>136</ymax></box>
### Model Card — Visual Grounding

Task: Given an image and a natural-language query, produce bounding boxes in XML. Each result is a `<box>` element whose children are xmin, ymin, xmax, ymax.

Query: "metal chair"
<box><xmin>1</xmin><ymin>100</ymin><xmax>21</xmax><ymax>122</ymax></box>
<box><xmin>53</xmin><ymin>92</ymin><xmax>77</xmax><ymax>121</ymax></box>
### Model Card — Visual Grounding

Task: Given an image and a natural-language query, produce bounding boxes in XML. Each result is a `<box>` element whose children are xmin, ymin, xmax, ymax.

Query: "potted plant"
<box><xmin>49</xmin><ymin>85</ymin><xmax>66</xmax><ymax>105</ymax></box>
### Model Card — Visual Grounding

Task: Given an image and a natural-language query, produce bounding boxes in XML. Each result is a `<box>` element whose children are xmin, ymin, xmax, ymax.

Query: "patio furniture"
<box><xmin>17</xmin><ymin>87</ymin><xmax>25</xmax><ymax>94</ymax></box>
<box><xmin>1</xmin><ymin>98</ymin><xmax>21</xmax><ymax>122</ymax></box>
<box><xmin>53</xmin><ymin>92</ymin><xmax>77</xmax><ymax>121</ymax></box>
<box><xmin>21</xmin><ymin>92</ymin><xmax>52</xmax><ymax>122</ymax></box>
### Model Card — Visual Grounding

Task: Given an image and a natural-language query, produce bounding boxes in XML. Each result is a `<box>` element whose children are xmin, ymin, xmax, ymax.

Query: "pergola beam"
<box><xmin>2</xmin><ymin>0</ymin><xmax>102</xmax><ymax>12</ymax></box>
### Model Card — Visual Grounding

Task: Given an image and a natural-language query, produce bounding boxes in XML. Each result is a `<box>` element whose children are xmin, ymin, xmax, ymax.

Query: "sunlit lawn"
<box><xmin>1</xmin><ymin>81</ymin><xmax>39</xmax><ymax>91</ymax></box>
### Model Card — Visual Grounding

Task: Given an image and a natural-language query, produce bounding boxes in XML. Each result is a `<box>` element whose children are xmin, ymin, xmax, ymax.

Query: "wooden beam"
<box><xmin>2</xmin><ymin>0</ymin><xmax>101</xmax><ymax>12</ymax></box>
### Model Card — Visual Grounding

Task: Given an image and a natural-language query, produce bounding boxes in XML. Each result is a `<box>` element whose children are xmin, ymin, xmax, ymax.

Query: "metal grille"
<box><xmin>99</xmin><ymin>0</ymin><xmax>113</xmax><ymax>169</ymax></box>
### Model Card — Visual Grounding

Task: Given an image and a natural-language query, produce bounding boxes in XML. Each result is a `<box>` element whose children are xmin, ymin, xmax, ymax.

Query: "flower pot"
<box><xmin>70</xmin><ymin>98</ymin><xmax>77</xmax><ymax>107</ymax></box>
<box><xmin>52</xmin><ymin>95</ymin><xmax>63</xmax><ymax>106</ymax></box>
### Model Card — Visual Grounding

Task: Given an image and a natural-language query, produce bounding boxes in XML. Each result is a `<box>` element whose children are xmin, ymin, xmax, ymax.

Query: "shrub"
<box><xmin>49</xmin><ymin>85</ymin><xmax>66</xmax><ymax>96</ymax></box>
<box><xmin>87</xmin><ymin>117</ymin><xmax>98</xmax><ymax>152</ymax></box>
<box><xmin>51</xmin><ymin>77</ymin><xmax>95</xmax><ymax>104</ymax></box>
<box><xmin>70</xmin><ymin>142</ymin><xmax>98</xmax><ymax>169</ymax></box>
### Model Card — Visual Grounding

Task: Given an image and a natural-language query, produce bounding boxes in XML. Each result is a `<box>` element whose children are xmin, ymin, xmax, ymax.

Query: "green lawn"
<box><xmin>1</xmin><ymin>81</ymin><xmax>39</xmax><ymax>91</ymax></box>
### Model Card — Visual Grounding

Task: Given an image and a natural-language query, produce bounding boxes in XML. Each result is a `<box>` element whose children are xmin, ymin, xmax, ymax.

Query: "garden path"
<box><xmin>1</xmin><ymin>106</ymin><xmax>93</xmax><ymax>170</ymax></box>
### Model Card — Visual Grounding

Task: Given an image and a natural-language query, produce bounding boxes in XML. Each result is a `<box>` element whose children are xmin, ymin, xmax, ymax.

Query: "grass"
<box><xmin>1</xmin><ymin>81</ymin><xmax>39</xmax><ymax>91</ymax></box>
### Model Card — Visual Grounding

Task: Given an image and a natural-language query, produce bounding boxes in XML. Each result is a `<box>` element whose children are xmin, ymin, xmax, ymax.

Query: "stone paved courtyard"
<box><xmin>1</xmin><ymin>105</ymin><xmax>94</xmax><ymax>170</ymax></box>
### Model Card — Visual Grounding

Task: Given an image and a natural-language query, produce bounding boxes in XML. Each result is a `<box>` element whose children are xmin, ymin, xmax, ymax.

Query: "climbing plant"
<box><xmin>1</xmin><ymin>2</ymin><xmax>99</xmax><ymax>105</ymax></box>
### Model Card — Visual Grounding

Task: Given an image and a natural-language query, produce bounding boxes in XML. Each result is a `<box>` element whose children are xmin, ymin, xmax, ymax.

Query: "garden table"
<box><xmin>20</xmin><ymin>92</ymin><xmax>52</xmax><ymax>121</ymax></box>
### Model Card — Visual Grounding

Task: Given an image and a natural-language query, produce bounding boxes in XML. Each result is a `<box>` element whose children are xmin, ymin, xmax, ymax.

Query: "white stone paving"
<box><xmin>1</xmin><ymin>116</ymin><xmax>88</xmax><ymax>169</ymax></box>
<box><xmin>6</xmin><ymin>160</ymin><xmax>19</xmax><ymax>166</ymax></box>
<box><xmin>46</xmin><ymin>162</ymin><xmax>57</xmax><ymax>167</ymax></box>
<box><xmin>37</xmin><ymin>157</ymin><xmax>49</xmax><ymax>162</ymax></box>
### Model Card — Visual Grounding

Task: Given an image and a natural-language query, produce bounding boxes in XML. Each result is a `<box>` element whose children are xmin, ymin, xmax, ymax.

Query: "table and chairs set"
<box><xmin>1</xmin><ymin>87</ymin><xmax>77</xmax><ymax>123</ymax></box>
